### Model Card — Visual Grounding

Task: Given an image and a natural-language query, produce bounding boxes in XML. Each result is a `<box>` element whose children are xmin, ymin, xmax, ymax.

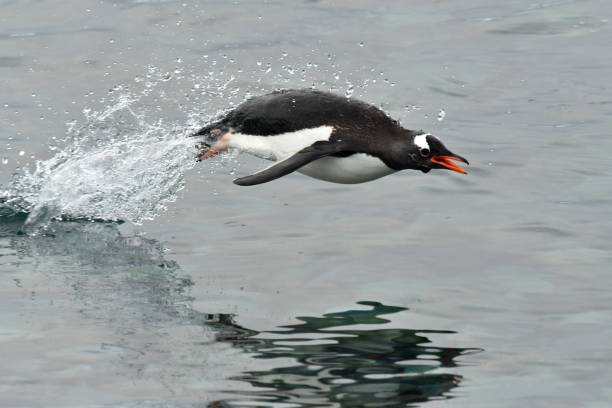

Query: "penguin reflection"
<box><xmin>0</xmin><ymin>214</ymin><xmax>479</xmax><ymax>407</ymax></box>
<box><xmin>208</xmin><ymin>301</ymin><xmax>480</xmax><ymax>407</ymax></box>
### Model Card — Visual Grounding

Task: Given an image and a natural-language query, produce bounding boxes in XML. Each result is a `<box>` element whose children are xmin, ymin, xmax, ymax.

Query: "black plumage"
<box><xmin>195</xmin><ymin>89</ymin><xmax>419</xmax><ymax>167</ymax></box>
<box><xmin>193</xmin><ymin>89</ymin><xmax>468</xmax><ymax>186</ymax></box>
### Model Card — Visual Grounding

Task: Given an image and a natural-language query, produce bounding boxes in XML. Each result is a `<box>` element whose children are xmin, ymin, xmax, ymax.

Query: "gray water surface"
<box><xmin>2</xmin><ymin>1</ymin><xmax>612</xmax><ymax>407</ymax></box>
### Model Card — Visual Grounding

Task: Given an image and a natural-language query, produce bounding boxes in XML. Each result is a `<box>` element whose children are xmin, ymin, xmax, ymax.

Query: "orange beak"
<box><xmin>431</xmin><ymin>155</ymin><xmax>469</xmax><ymax>174</ymax></box>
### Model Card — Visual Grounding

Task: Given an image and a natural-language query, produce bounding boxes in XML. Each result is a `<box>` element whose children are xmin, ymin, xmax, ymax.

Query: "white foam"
<box><xmin>2</xmin><ymin>94</ymin><xmax>199</xmax><ymax>230</ymax></box>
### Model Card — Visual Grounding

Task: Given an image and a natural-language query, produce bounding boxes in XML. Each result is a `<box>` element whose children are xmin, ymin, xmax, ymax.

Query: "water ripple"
<box><xmin>210</xmin><ymin>301</ymin><xmax>481</xmax><ymax>407</ymax></box>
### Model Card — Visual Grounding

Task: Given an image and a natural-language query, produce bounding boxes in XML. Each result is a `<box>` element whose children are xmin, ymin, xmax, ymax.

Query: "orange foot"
<box><xmin>197</xmin><ymin>131</ymin><xmax>231</xmax><ymax>161</ymax></box>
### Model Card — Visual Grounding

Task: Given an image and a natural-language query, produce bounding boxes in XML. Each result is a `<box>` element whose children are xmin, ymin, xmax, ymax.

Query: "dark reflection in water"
<box><xmin>0</xmin><ymin>212</ymin><xmax>206</xmax><ymax>334</ymax></box>
<box><xmin>208</xmin><ymin>302</ymin><xmax>480</xmax><ymax>408</ymax></box>
<box><xmin>0</xmin><ymin>212</ymin><xmax>480</xmax><ymax>407</ymax></box>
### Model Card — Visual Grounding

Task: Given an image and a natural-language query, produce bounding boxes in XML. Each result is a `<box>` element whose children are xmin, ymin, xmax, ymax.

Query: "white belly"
<box><xmin>297</xmin><ymin>154</ymin><xmax>396</xmax><ymax>184</ymax></box>
<box><xmin>228</xmin><ymin>126</ymin><xmax>334</xmax><ymax>160</ymax></box>
<box><xmin>227</xmin><ymin>126</ymin><xmax>395</xmax><ymax>184</ymax></box>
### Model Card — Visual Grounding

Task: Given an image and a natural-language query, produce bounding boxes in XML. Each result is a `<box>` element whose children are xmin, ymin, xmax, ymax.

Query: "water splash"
<box><xmin>1</xmin><ymin>93</ymin><xmax>199</xmax><ymax>230</ymax></box>
<box><xmin>1</xmin><ymin>54</ymin><xmax>408</xmax><ymax>231</ymax></box>
<box><xmin>437</xmin><ymin>108</ymin><xmax>446</xmax><ymax>121</ymax></box>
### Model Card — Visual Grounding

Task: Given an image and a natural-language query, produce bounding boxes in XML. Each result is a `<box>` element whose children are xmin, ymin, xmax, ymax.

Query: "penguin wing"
<box><xmin>233</xmin><ymin>141</ymin><xmax>348</xmax><ymax>186</ymax></box>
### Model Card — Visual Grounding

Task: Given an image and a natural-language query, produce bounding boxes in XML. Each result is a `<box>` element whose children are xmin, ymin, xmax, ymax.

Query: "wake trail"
<box><xmin>1</xmin><ymin>94</ymin><xmax>206</xmax><ymax>231</ymax></box>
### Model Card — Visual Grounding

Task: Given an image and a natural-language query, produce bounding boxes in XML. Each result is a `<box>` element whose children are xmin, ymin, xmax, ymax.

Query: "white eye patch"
<box><xmin>414</xmin><ymin>133</ymin><xmax>431</xmax><ymax>150</ymax></box>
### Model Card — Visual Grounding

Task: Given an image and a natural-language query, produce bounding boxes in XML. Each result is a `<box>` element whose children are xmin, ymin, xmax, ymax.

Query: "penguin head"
<box><xmin>412</xmin><ymin>133</ymin><xmax>469</xmax><ymax>173</ymax></box>
<box><xmin>393</xmin><ymin>132</ymin><xmax>469</xmax><ymax>174</ymax></box>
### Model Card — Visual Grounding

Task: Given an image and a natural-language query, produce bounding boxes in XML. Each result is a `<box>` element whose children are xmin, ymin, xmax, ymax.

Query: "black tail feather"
<box><xmin>191</xmin><ymin>119</ymin><xmax>229</xmax><ymax>137</ymax></box>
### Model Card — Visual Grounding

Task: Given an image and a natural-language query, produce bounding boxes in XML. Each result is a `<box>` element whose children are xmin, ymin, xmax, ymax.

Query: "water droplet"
<box><xmin>19</xmin><ymin>150</ymin><xmax>25</xmax><ymax>156</ymax></box>
<box><xmin>1</xmin><ymin>157</ymin><xmax>8</xmax><ymax>164</ymax></box>
<box><xmin>282</xmin><ymin>51</ymin><xmax>288</xmax><ymax>57</ymax></box>
<box><xmin>256</xmin><ymin>61</ymin><xmax>262</xmax><ymax>66</ymax></box>
<box><xmin>437</xmin><ymin>109</ymin><xmax>446</xmax><ymax>121</ymax></box>
<box><xmin>109</xmin><ymin>39</ymin><xmax>115</xmax><ymax>44</ymax></box>
<box><xmin>358</xmin><ymin>41</ymin><xmax>364</xmax><ymax>47</ymax></box>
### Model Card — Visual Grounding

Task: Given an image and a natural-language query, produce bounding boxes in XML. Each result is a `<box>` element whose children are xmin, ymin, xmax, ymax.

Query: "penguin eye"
<box><xmin>419</xmin><ymin>148</ymin><xmax>430</xmax><ymax>157</ymax></box>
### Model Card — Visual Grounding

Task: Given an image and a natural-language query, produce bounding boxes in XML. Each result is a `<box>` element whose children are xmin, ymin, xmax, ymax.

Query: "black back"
<box><xmin>198</xmin><ymin>89</ymin><xmax>421</xmax><ymax>169</ymax></box>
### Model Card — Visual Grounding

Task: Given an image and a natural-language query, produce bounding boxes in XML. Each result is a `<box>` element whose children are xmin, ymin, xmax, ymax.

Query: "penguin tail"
<box><xmin>191</xmin><ymin>119</ymin><xmax>229</xmax><ymax>138</ymax></box>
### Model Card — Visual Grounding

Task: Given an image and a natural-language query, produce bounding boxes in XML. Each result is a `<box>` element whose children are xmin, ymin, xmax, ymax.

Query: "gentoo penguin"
<box><xmin>193</xmin><ymin>89</ymin><xmax>468</xmax><ymax>186</ymax></box>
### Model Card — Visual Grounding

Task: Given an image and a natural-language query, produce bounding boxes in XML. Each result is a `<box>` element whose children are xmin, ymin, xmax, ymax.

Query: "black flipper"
<box><xmin>233</xmin><ymin>141</ymin><xmax>348</xmax><ymax>186</ymax></box>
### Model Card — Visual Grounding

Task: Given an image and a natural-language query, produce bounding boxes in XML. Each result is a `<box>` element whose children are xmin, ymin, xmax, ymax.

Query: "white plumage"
<box><xmin>227</xmin><ymin>126</ymin><xmax>395</xmax><ymax>184</ymax></box>
<box><xmin>298</xmin><ymin>154</ymin><xmax>395</xmax><ymax>184</ymax></box>
<box><xmin>228</xmin><ymin>126</ymin><xmax>334</xmax><ymax>161</ymax></box>
<box><xmin>413</xmin><ymin>133</ymin><xmax>431</xmax><ymax>150</ymax></box>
